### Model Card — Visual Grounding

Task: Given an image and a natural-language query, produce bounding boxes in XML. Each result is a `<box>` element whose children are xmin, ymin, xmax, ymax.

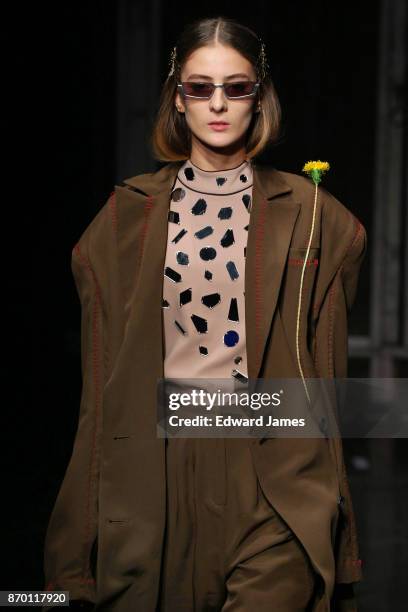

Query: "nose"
<box><xmin>209</xmin><ymin>86</ymin><xmax>227</xmax><ymax>111</ymax></box>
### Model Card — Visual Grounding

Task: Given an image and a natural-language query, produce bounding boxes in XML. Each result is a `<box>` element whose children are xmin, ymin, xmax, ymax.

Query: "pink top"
<box><xmin>162</xmin><ymin>159</ymin><xmax>253</xmax><ymax>383</ymax></box>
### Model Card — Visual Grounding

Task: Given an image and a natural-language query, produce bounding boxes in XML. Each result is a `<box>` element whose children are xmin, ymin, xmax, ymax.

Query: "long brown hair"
<box><xmin>150</xmin><ymin>17</ymin><xmax>281</xmax><ymax>162</ymax></box>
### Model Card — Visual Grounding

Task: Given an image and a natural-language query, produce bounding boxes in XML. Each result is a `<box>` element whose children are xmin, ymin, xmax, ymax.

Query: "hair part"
<box><xmin>150</xmin><ymin>16</ymin><xmax>281</xmax><ymax>162</ymax></box>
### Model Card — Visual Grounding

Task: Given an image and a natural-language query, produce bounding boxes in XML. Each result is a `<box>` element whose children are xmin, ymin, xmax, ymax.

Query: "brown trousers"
<box><xmin>158</xmin><ymin>437</ymin><xmax>323</xmax><ymax>611</ymax></box>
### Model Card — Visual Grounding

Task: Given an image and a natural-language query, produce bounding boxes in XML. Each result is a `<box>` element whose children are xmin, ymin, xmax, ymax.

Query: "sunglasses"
<box><xmin>177</xmin><ymin>81</ymin><xmax>260</xmax><ymax>100</ymax></box>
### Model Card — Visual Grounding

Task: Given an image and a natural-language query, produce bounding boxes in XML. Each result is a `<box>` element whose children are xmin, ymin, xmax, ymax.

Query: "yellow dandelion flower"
<box><xmin>302</xmin><ymin>160</ymin><xmax>330</xmax><ymax>185</ymax></box>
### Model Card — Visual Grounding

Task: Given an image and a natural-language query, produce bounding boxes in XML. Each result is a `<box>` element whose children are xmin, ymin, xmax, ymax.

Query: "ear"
<box><xmin>254</xmin><ymin>97</ymin><xmax>262</xmax><ymax>113</ymax></box>
<box><xmin>174</xmin><ymin>90</ymin><xmax>186</xmax><ymax>113</ymax></box>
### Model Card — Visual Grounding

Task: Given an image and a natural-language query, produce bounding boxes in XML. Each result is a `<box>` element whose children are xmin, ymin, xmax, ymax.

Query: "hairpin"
<box><xmin>168</xmin><ymin>40</ymin><xmax>270</xmax><ymax>81</ymax></box>
<box><xmin>257</xmin><ymin>39</ymin><xmax>270</xmax><ymax>82</ymax></box>
<box><xmin>168</xmin><ymin>46</ymin><xmax>178</xmax><ymax>78</ymax></box>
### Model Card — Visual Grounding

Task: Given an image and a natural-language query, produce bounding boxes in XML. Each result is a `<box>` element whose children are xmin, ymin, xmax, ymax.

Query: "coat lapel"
<box><xmin>115</xmin><ymin>162</ymin><xmax>300</xmax><ymax>380</ymax></box>
<box><xmin>245</xmin><ymin>167</ymin><xmax>300</xmax><ymax>379</ymax></box>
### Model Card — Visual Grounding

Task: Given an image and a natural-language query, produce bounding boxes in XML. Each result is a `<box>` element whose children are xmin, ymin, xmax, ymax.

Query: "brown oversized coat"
<box><xmin>43</xmin><ymin>161</ymin><xmax>367</xmax><ymax>611</ymax></box>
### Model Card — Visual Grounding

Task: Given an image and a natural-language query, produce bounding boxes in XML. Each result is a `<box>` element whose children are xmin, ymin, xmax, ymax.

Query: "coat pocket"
<box><xmin>287</xmin><ymin>246</ymin><xmax>320</xmax><ymax>269</ymax></box>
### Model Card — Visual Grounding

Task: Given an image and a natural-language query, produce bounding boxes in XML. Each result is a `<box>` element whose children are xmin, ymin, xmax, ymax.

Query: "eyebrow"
<box><xmin>185</xmin><ymin>73</ymin><xmax>251</xmax><ymax>81</ymax></box>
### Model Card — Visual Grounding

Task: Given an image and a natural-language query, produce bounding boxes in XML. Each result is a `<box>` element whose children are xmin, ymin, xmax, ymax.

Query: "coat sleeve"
<box><xmin>313</xmin><ymin>217</ymin><xmax>367</xmax><ymax>611</ymax></box>
<box><xmin>332</xmin><ymin>221</ymin><xmax>368</xmax><ymax>380</ymax></box>
<box><xmin>341</xmin><ymin>222</ymin><xmax>368</xmax><ymax>313</ymax></box>
<box><xmin>42</xmin><ymin>195</ymin><xmax>117</xmax><ymax>609</ymax></box>
<box><xmin>313</xmin><ymin>219</ymin><xmax>367</xmax><ymax>380</ymax></box>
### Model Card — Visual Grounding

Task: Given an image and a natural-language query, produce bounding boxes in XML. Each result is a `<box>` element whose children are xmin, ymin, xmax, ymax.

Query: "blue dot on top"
<box><xmin>224</xmin><ymin>330</ymin><xmax>239</xmax><ymax>347</ymax></box>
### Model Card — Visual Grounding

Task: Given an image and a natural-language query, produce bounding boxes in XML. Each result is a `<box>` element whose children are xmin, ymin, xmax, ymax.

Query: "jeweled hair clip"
<box><xmin>168</xmin><ymin>39</ymin><xmax>270</xmax><ymax>81</ymax></box>
<box><xmin>168</xmin><ymin>46</ymin><xmax>178</xmax><ymax>77</ymax></box>
<box><xmin>257</xmin><ymin>39</ymin><xmax>270</xmax><ymax>82</ymax></box>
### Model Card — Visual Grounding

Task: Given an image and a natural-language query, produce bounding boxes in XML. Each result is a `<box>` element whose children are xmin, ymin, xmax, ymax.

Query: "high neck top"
<box><xmin>162</xmin><ymin>158</ymin><xmax>253</xmax><ymax>385</ymax></box>
<box><xmin>176</xmin><ymin>159</ymin><xmax>253</xmax><ymax>196</ymax></box>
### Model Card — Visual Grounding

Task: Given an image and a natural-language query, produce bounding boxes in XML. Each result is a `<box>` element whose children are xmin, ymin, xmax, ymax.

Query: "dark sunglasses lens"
<box><xmin>182</xmin><ymin>83</ymin><xmax>214</xmax><ymax>97</ymax></box>
<box><xmin>225</xmin><ymin>82</ymin><xmax>255</xmax><ymax>97</ymax></box>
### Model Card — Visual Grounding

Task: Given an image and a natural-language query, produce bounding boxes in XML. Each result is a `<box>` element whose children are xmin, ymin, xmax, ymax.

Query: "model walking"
<box><xmin>43</xmin><ymin>16</ymin><xmax>367</xmax><ymax>612</ymax></box>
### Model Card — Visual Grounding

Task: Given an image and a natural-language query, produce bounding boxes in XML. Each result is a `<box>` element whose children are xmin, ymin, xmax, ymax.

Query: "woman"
<box><xmin>43</xmin><ymin>16</ymin><xmax>367</xmax><ymax>612</ymax></box>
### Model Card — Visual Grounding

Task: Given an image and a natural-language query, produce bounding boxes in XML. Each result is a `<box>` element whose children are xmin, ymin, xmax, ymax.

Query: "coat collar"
<box><xmin>121</xmin><ymin>160</ymin><xmax>293</xmax><ymax>201</ymax></box>
<box><xmin>115</xmin><ymin>161</ymin><xmax>300</xmax><ymax>380</ymax></box>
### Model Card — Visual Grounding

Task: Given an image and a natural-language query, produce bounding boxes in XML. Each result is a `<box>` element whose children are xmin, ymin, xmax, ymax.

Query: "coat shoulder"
<box><xmin>274</xmin><ymin>168</ymin><xmax>316</xmax><ymax>199</ymax></box>
<box><xmin>73</xmin><ymin>163</ymin><xmax>180</xmax><ymax>262</ymax></box>
<box><xmin>72</xmin><ymin>192</ymin><xmax>116</xmax><ymax>265</ymax></box>
<box><xmin>119</xmin><ymin>162</ymin><xmax>182</xmax><ymax>195</ymax></box>
<box><xmin>276</xmin><ymin>168</ymin><xmax>366</xmax><ymax>234</ymax></box>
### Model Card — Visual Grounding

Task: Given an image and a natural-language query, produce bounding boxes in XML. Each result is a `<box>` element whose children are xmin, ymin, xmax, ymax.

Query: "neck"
<box><xmin>189</xmin><ymin>136</ymin><xmax>248</xmax><ymax>171</ymax></box>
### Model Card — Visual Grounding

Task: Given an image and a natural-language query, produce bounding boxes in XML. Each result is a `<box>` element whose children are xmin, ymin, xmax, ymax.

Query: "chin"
<box><xmin>199</xmin><ymin>133</ymin><xmax>241</xmax><ymax>150</ymax></box>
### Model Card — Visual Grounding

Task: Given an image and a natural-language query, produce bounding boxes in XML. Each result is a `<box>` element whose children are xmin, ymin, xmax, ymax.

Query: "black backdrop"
<box><xmin>10</xmin><ymin>2</ymin><xmax>408</xmax><ymax>610</ymax></box>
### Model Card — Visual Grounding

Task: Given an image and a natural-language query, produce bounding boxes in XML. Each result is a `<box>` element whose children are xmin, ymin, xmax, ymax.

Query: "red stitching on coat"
<box><xmin>342</xmin><ymin>558</ymin><xmax>363</xmax><ymax>567</ymax></box>
<box><xmin>344</xmin><ymin>217</ymin><xmax>364</xmax><ymax>260</ymax></box>
<box><xmin>325</xmin><ymin>217</ymin><xmax>363</xmax><ymax>377</ymax></box>
<box><xmin>327</xmin><ymin>275</ymin><xmax>338</xmax><ymax>378</ymax></box>
<box><xmin>254</xmin><ymin>199</ymin><xmax>267</xmax><ymax>361</ymax></box>
<box><xmin>72</xmin><ymin>242</ymin><xmax>102</xmax><ymax>584</ymax></box>
<box><xmin>108</xmin><ymin>191</ymin><xmax>117</xmax><ymax>235</ymax></box>
<box><xmin>337</xmin><ymin>217</ymin><xmax>364</xmax><ymax>281</ymax></box>
<box><xmin>135</xmin><ymin>195</ymin><xmax>153</xmax><ymax>284</ymax></box>
<box><xmin>312</xmin><ymin>217</ymin><xmax>363</xmax><ymax>317</ymax></box>
<box><xmin>288</xmin><ymin>258</ymin><xmax>319</xmax><ymax>266</ymax></box>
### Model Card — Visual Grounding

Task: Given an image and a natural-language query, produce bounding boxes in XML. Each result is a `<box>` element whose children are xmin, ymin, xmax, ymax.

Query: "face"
<box><xmin>175</xmin><ymin>43</ymin><xmax>259</xmax><ymax>154</ymax></box>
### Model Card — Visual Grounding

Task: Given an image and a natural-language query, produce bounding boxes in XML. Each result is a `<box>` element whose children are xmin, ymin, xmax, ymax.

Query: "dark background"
<box><xmin>8</xmin><ymin>1</ymin><xmax>408</xmax><ymax>610</ymax></box>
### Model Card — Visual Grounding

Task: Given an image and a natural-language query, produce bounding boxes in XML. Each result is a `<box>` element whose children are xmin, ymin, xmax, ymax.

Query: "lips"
<box><xmin>208</xmin><ymin>121</ymin><xmax>230</xmax><ymax>132</ymax></box>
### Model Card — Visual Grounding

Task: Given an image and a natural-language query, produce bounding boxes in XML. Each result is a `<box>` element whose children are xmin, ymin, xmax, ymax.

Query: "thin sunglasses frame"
<box><xmin>177</xmin><ymin>81</ymin><xmax>260</xmax><ymax>100</ymax></box>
